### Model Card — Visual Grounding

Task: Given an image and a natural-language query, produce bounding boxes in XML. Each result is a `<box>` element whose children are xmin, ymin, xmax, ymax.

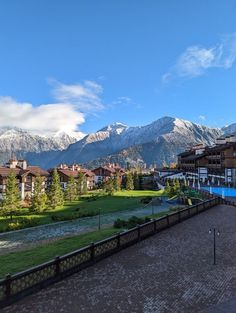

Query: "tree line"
<box><xmin>0</xmin><ymin>169</ymin><xmax>143</xmax><ymax>219</ymax></box>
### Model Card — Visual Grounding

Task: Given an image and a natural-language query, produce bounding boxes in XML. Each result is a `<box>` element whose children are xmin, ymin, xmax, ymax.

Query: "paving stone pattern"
<box><xmin>3</xmin><ymin>204</ymin><xmax>236</xmax><ymax>313</ymax></box>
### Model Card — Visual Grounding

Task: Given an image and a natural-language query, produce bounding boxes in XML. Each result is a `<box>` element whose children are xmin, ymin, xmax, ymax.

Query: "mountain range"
<box><xmin>1</xmin><ymin>116</ymin><xmax>235</xmax><ymax>169</ymax></box>
<box><xmin>0</xmin><ymin>127</ymin><xmax>80</xmax><ymax>165</ymax></box>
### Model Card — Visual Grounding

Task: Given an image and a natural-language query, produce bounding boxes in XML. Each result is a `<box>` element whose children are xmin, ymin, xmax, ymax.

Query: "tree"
<box><xmin>165</xmin><ymin>180</ymin><xmax>175</xmax><ymax>198</ymax></box>
<box><xmin>48</xmin><ymin>169</ymin><xmax>64</xmax><ymax>209</ymax></box>
<box><xmin>2</xmin><ymin>171</ymin><xmax>21</xmax><ymax>219</ymax></box>
<box><xmin>133</xmin><ymin>171</ymin><xmax>140</xmax><ymax>190</ymax></box>
<box><xmin>76</xmin><ymin>172</ymin><xmax>84</xmax><ymax>196</ymax></box>
<box><xmin>113</xmin><ymin>172</ymin><xmax>121</xmax><ymax>191</ymax></box>
<box><xmin>173</xmin><ymin>178</ymin><xmax>180</xmax><ymax>193</ymax></box>
<box><xmin>104</xmin><ymin>177</ymin><xmax>115</xmax><ymax>195</ymax></box>
<box><xmin>31</xmin><ymin>175</ymin><xmax>47</xmax><ymax>213</ymax></box>
<box><xmin>126</xmin><ymin>172</ymin><xmax>134</xmax><ymax>190</ymax></box>
<box><xmin>65</xmin><ymin>175</ymin><xmax>77</xmax><ymax>202</ymax></box>
<box><xmin>83</xmin><ymin>179</ymin><xmax>88</xmax><ymax>194</ymax></box>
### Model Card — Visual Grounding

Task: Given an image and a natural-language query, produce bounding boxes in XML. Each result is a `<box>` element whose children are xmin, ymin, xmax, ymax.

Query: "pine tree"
<box><xmin>104</xmin><ymin>177</ymin><xmax>115</xmax><ymax>195</ymax></box>
<box><xmin>2</xmin><ymin>171</ymin><xmax>21</xmax><ymax>219</ymax></box>
<box><xmin>174</xmin><ymin>179</ymin><xmax>180</xmax><ymax>193</ymax></box>
<box><xmin>82</xmin><ymin>178</ymin><xmax>88</xmax><ymax>194</ymax></box>
<box><xmin>65</xmin><ymin>175</ymin><xmax>77</xmax><ymax>202</ymax></box>
<box><xmin>165</xmin><ymin>181</ymin><xmax>171</xmax><ymax>194</ymax></box>
<box><xmin>113</xmin><ymin>172</ymin><xmax>121</xmax><ymax>191</ymax></box>
<box><xmin>48</xmin><ymin>169</ymin><xmax>64</xmax><ymax>209</ymax></box>
<box><xmin>126</xmin><ymin>172</ymin><xmax>134</xmax><ymax>190</ymax></box>
<box><xmin>76</xmin><ymin>172</ymin><xmax>84</xmax><ymax>196</ymax></box>
<box><xmin>133</xmin><ymin>171</ymin><xmax>140</xmax><ymax>190</ymax></box>
<box><xmin>31</xmin><ymin>175</ymin><xmax>47</xmax><ymax>213</ymax></box>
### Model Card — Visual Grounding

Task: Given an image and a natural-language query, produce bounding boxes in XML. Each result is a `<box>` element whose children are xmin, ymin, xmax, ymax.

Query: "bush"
<box><xmin>51</xmin><ymin>210</ymin><xmax>98</xmax><ymax>222</ymax></box>
<box><xmin>113</xmin><ymin>216</ymin><xmax>151</xmax><ymax>229</ymax></box>
<box><xmin>140</xmin><ymin>196</ymin><xmax>152</xmax><ymax>204</ymax></box>
<box><xmin>6</xmin><ymin>217</ymin><xmax>40</xmax><ymax>231</ymax></box>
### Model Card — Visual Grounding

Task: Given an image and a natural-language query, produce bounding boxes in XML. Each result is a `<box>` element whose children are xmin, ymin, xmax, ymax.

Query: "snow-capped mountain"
<box><xmin>28</xmin><ymin>116</ymin><xmax>223</xmax><ymax>168</ymax></box>
<box><xmin>0</xmin><ymin>127</ymin><xmax>83</xmax><ymax>165</ymax></box>
<box><xmin>2</xmin><ymin>116</ymin><xmax>234</xmax><ymax>168</ymax></box>
<box><xmin>222</xmin><ymin>123</ymin><xmax>236</xmax><ymax>136</ymax></box>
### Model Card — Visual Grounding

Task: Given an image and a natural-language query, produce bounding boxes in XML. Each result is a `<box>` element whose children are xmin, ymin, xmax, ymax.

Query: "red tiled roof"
<box><xmin>57</xmin><ymin>169</ymin><xmax>79</xmax><ymax>178</ymax></box>
<box><xmin>0</xmin><ymin>167</ymin><xmax>21</xmax><ymax>177</ymax></box>
<box><xmin>80</xmin><ymin>169</ymin><xmax>95</xmax><ymax>177</ymax></box>
<box><xmin>27</xmin><ymin>166</ymin><xmax>49</xmax><ymax>176</ymax></box>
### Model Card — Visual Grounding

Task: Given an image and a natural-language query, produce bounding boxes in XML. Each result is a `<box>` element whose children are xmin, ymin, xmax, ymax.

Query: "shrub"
<box><xmin>6</xmin><ymin>217</ymin><xmax>40</xmax><ymax>231</ymax></box>
<box><xmin>140</xmin><ymin>196</ymin><xmax>152</xmax><ymax>204</ymax></box>
<box><xmin>51</xmin><ymin>210</ymin><xmax>98</xmax><ymax>222</ymax></box>
<box><xmin>113</xmin><ymin>216</ymin><xmax>151</xmax><ymax>229</ymax></box>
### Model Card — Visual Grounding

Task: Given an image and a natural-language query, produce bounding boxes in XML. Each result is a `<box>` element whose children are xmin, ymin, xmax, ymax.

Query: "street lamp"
<box><xmin>209</xmin><ymin>228</ymin><xmax>220</xmax><ymax>265</ymax></box>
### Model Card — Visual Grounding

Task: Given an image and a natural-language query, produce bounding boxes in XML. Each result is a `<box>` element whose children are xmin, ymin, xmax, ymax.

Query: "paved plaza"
<box><xmin>3</xmin><ymin>204</ymin><xmax>236</xmax><ymax>313</ymax></box>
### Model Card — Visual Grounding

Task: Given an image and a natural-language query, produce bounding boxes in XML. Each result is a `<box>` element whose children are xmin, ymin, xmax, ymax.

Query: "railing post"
<box><xmin>55</xmin><ymin>256</ymin><xmax>60</xmax><ymax>277</ymax></box>
<box><xmin>166</xmin><ymin>214</ymin><xmax>169</xmax><ymax>227</ymax></box>
<box><xmin>90</xmin><ymin>242</ymin><xmax>95</xmax><ymax>262</ymax></box>
<box><xmin>117</xmin><ymin>233</ymin><xmax>121</xmax><ymax>249</ymax></box>
<box><xmin>137</xmin><ymin>225</ymin><xmax>141</xmax><ymax>241</ymax></box>
<box><xmin>154</xmin><ymin>219</ymin><xmax>157</xmax><ymax>233</ymax></box>
<box><xmin>5</xmin><ymin>274</ymin><xmax>11</xmax><ymax>298</ymax></box>
<box><xmin>203</xmin><ymin>202</ymin><xmax>206</xmax><ymax>210</ymax></box>
<box><xmin>196</xmin><ymin>205</ymin><xmax>199</xmax><ymax>214</ymax></box>
<box><xmin>178</xmin><ymin>209</ymin><xmax>181</xmax><ymax>222</ymax></box>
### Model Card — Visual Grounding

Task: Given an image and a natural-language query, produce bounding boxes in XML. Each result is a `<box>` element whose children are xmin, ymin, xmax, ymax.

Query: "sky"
<box><xmin>0</xmin><ymin>0</ymin><xmax>236</xmax><ymax>136</ymax></box>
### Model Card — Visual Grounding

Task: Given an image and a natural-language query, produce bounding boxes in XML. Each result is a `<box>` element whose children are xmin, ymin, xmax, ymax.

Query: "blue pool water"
<box><xmin>202</xmin><ymin>187</ymin><xmax>236</xmax><ymax>197</ymax></box>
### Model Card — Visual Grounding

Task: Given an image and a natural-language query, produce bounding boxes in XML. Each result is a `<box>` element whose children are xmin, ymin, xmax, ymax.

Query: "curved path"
<box><xmin>0</xmin><ymin>201</ymin><xmax>172</xmax><ymax>254</ymax></box>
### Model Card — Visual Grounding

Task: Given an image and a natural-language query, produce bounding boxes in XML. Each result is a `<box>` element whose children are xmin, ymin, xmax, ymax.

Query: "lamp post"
<box><xmin>209</xmin><ymin>228</ymin><xmax>220</xmax><ymax>265</ymax></box>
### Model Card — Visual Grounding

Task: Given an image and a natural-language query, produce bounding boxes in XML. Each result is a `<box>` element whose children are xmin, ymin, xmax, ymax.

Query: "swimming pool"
<box><xmin>202</xmin><ymin>186</ymin><xmax>236</xmax><ymax>197</ymax></box>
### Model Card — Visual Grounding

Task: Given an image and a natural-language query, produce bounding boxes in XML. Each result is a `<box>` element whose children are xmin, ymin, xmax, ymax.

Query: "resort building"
<box><xmin>177</xmin><ymin>135</ymin><xmax>236</xmax><ymax>184</ymax></box>
<box><xmin>55</xmin><ymin>167</ymin><xmax>95</xmax><ymax>190</ymax></box>
<box><xmin>92</xmin><ymin>164</ymin><xmax>125</xmax><ymax>186</ymax></box>
<box><xmin>0</xmin><ymin>159</ymin><xmax>49</xmax><ymax>200</ymax></box>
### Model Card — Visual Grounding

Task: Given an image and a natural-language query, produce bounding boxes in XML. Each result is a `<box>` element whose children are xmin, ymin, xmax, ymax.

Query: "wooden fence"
<box><xmin>0</xmin><ymin>197</ymin><xmax>224</xmax><ymax>308</ymax></box>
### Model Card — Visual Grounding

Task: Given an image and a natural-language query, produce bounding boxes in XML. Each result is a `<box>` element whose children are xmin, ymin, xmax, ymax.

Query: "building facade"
<box><xmin>178</xmin><ymin>135</ymin><xmax>236</xmax><ymax>184</ymax></box>
<box><xmin>0</xmin><ymin>159</ymin><xmax>49</xmax><ymax>200</ymax></box>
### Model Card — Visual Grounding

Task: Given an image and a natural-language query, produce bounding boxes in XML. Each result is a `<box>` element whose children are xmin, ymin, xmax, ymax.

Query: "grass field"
<box><xmin>0</xmin><ymin>189</ymin><xmax>165</xmax><ymax>232</ymax></box>
<box><xmin>0</xmin><ymin>227</ymin><xmax>119</xmax><ymax>279</ymax></box>
<box><xmin>0</xmin><ymin>201</ymin><xmax>182</xmax><ymax>278</ymax></box>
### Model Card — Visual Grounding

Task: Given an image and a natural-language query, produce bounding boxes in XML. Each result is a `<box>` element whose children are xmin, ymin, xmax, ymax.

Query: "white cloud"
<box><xmin>199</xmin><ymin>115</ymin><xmax>207</xmax><ymax>121</ymax></box>
<box><xmin>163</xmin><ymin>32</ymin><xmax>236</xmax><ymax>80</ymax></box>
<box><xmin>0</xmin><ymin>80</ymin><xmax>104</xmax><ymax>137</ymax></box>
<box><xmin>51</xmin><ymin>80</ymin><xmax>104</xmax><ymax>112</ymax></box>
<box><xmin>112</xmin><ymin>96</ymin><xmax>132</xmax><ymax>105</ymax></box>
<box><xmin>176</xmin><ymin>46</ymin><xmax>217</xmax><ymax>77</ymax></box>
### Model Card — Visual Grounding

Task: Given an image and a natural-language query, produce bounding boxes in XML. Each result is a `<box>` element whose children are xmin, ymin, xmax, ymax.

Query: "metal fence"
<box><xmin>0</xmin><ymin>197</ymin><xmax>222</xmax><ymax>308</ymax></box>
<box><xmin>193</xmin><ymin>186</ymin><xmax>236</xmax><ymax>207</ymax></box>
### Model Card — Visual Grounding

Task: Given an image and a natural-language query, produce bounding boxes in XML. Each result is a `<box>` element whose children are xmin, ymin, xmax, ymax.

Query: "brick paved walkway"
<box><xmin>3</xmin><ymin>204</ymin><xmax>236</xmax><ymax>313</ymax></box>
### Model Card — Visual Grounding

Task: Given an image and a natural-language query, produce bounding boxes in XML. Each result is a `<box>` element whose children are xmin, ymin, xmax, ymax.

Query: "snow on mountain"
<box><xmin>2</xmin><ymin>116</ymin><xmax>234</xmax><ymax>168</ymax></box>
<box><xmin>0</xmin><ymin>127</ymin><xmax>80</xmax><ymax>165</ymax></box>
<box><xmin>36</xmin><ymin>116</ymin><xmax>223</xmax><ymax>168</ymax></box>
<box><xmin>222</xmin><ymin>123</ymin><xmax>236</xmax><ymax>136</ymax></box>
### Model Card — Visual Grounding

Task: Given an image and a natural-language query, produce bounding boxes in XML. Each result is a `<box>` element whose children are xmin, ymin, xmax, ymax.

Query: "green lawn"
<box><xmin>0</xmin><ymin>227</ymin><xmax>119</xmax><ymax>279</ymax></box>
<box><xmin>0</xmin><ymin>190</ymin><xmax>165</xmax><ymax>232</ymax></box>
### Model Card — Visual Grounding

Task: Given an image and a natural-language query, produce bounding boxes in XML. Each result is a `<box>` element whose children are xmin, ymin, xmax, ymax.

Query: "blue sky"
<box><xmin>0</xmin><ymin>0</ymin><xmax>236</xmax><ymax>136</ymax></box>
